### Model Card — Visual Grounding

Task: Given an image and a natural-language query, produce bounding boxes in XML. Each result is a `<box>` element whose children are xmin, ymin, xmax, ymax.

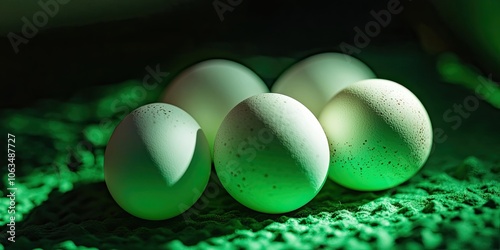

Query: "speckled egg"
<box><xmin>319</xmin><ymin>79</ymin><xmax>433</xmax><ymax>191</ymax></box>
<box><xmin>104</xmin><ymin>103</ymin><xmax>211</xmax><ymax>220</ymax></box>
<box><xmin>161</xmin><ymin>59</ymin><xmax>268</xmax><ymax>156</ymax></box>
<box><xmin>214</xmin><ymin>93</ymin><xmax>330</xmax><ymax>214</ymax></box>
<box><xmin>272</xmin><ymin>52</ymin><xmax>375</xmax><ymax>116</ymax></box>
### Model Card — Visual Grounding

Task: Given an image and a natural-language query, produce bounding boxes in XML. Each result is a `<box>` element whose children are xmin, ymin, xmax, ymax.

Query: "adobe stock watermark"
<box><xmin>213</xmin><ymin>0</ymin><xmax>243</xmax><ymax>21</ymax></box>
<box><xmin>53</xmin><ymin>64</ymin><xmax>169</xmax><ymax>176</ymax></box>
<box><xmin>432</xmin><ymin>74</ymin><xmax>499</xmax><ymax>147</ymax></box>
<box><xmin>178</xmin><ymin>171</ymin><xmax>221</xmax><ymax>222</ymax></box>
<box><xmin>219</xmin><ymin>126</ymin><xmax>274</xmax><ymax>189</ymax></box>
<box><xmin>103</xmin><ymin>64</ymin><xmax>169</xmax><ymax>120</ymax></box>
<box><xmin>6</xmin><ymin>134</ymin><xmax>17</xmax><ymax>243</ymax></box>
<box><xmin>8</xmin><ymin>0</ymin><xmax>71</xmax><ymax>54</ymax></box>
<box><xmin>339</xmin><ymin>0</ymin><xmax>409</xmax><ymax>59</ymax></box>
<box><xmin>180</xmin><ymin>127</ymin><xmax>274</xmax><ymax>221</ymax></box>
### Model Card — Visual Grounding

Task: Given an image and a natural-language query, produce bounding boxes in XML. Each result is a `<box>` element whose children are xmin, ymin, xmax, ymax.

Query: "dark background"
<box><xmin>0</xmin><ymin>0</ymin><xmax>481</xmax><ymax>109</ymax></box>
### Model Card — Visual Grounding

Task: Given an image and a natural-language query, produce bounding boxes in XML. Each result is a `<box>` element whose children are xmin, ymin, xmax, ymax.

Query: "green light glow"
<box><xmin>272</xmin><ymin>53</ymin><xmax>375</xmax><ymax>116</ymax></box>
<box><xmin>7</xmin><ymin>114</ymin><xmax>30</xmax><ymax>130</ymax></box>
<box><xmin>64</xmin><ymin>103</ymin><xmax>91</xmax><ymax>122</ymax></box>
<box><xmin>319</xmin><ymin>79</ymin><xmax>433</xmax><ymax>191</ymax></box>
<box><xmin>104</xmin><ymin>103</ymin><xmax>212</xmax><ymax>220</ymax></box>
<box><xmin>437</xmin><ymin>53</ymin><xmax>500</xmax><ymax>109</ymax></box>
<box><xmin>214</xmin><ymin>93</ymin><xmax>329</xmax><ymax>214</ymax></box>
<box><xmin>432</xmin><ymin>0</ymin><xmax>500</xmax><ymax>73</ymax></box>
<box><xmin>83</xmin><ymin>125</ymin><xmax>112</xmax><ymax>147</ymax></box>
<box><xmin>242</xmin><ymin>56</ymin><xmax>295</xmax><ymax>80</ymax></box>
<box><xmin>162</xmin><ymin>59</ymin><xmax>269</xmax><ymax>157</ymax></box>
<box><xmin>0</xmin><ymin>56</ymin><xmax>498</xmax><ymax>249</ymax></box>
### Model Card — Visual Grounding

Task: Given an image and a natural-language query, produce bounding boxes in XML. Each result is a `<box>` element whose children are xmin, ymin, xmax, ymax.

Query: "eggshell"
<box><xmin>272</xmin><ymin>52</ymin><xmax>375</xmax><ymax>116</ymax></box>
<box><xmin>161</xmin><ymin>59</ymin><xmax>269</xmax><ymax>156</ymax></box>
<box><xmin>104</xmin><ymin>103</ymin><xmax>211</xmax><ymax>220</ymax></box>
<box><xmin>214</xmin><ymin>93</ymin><xmax>329</xmax><ymax>213</ymax></box>
<box><xmin>319</xmin><ymin>79</ymin><xmax>433</xmax><ymax>191</ymax></box>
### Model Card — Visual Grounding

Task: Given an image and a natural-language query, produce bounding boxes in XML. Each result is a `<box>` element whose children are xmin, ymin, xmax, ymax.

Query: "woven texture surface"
<box><xmin>0</xmin><ymin>47</ymin><xmax>499</xmax><ymax>250</ymax></box>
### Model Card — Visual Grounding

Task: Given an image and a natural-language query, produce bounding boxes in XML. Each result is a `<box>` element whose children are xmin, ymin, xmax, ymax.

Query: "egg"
<box><xmin>319</xmin><ymin>79</ymin><xmax>433</xmax><ymax>191</ymax></box>
<box><xmin>104</xmin><ymin>103</ymin><xmax>211</xmax><ymax>220</ymax></box>
<box><xmin>161</xmin><ymin>59</ymin><xmax>269</xmax><ymax>156</ymax></box>
<box><xmin>272</xmin><ymin>52</ymin><xmax>376</xmax><ymax>116</ymax></box>
<box><xmin>214</xmin><ymin>93</ymin><xmax>329</xmax><ymax>213</ymax></box>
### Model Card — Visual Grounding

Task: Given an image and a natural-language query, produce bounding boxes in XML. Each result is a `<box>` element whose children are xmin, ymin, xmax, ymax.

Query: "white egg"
<box><xmin>319</xmin><ymin>79</ymin><xmax>433</xmax><ymax>191</ymax></box>
<box><xmin>272</xmin><ymin>52</ymin><xmax>376</xmax><ymax>116</ymax></box>
<box><xmin>214</xmin><ymin>93</ymin><xmax>329</xmax><ymax>214</ymax></box>
<box><xmin>161</xmin><ymin>59</ymin><xmax>269</xmax><ymax>156</ymax></box>
<box><xmin>104</xmin><ymin>103</ymin><xmax>211</xmax><ymax>220</ymax></box>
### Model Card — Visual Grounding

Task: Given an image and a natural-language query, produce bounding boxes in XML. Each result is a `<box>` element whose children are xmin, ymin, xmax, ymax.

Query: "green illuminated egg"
<box><xmin>272</xmin><ymin>52</ymin><xmax>375</xmax><ymax>116</ymax></box>
<box><xmin>161</xmin><ymin>59</ymin><xmax>268</xmax><ymax>156</ymax></box>
<box><xmin>104</xmin><ymin>103</ymin><xmax>211</xmax><ymax>220</ymax></box>
<box><xmin>214</xmin><ymin>93</ymin><xmax>329</xmax><ymax>213</ymax></box>
<box><xmin>319</xmin><ymin>79</ymin><xmax>433</xmax><ymax>191</ymax></box>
